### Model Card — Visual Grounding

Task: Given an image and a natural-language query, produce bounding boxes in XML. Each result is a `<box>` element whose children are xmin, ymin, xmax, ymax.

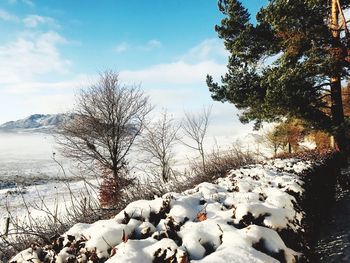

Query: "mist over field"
<box><xmin>0</xmin><ymin>129</ymin><xmax>260</xmax><ymax>183</ymax></box>
<box><xmin>0</xmin><ymin>132</ymin><xmax>96</xmax><ymax>228</ymax></box>
<box><xmin>0</xmin><ymin>132</ymin><xmax>59</xmax><ymax>180</ymax></box>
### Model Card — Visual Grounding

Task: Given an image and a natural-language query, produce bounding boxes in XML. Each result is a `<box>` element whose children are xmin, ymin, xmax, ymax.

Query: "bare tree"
<box><xmin>263</xmin><ymin>128</ymin><xmax>286</xmax><ymax>157</ymax></box>
<box><xmin>56</xmin><ymin>71</ymin><xmax>152</xmax><ymax>206</ymax></box>
<box><xmin>139</xmin><ymin>111</ymin><xmax>180</xmax><ymax>183</ymax></box>
<box><xmin>263</xmin><ymin>119</ymin><xmax>308</xmax><ymax>157</ymax></box>
<box><xmin>181</xmin><ymin>106</ymin><xmax>211</xmax><ymax>173</ymax></box>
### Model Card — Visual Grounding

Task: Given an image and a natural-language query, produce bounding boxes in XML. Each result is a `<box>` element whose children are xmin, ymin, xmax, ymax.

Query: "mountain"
<box><xmin>0</xmin><ymin>113</ymin><xmax>74</xmax><ymax>132</ymax></box>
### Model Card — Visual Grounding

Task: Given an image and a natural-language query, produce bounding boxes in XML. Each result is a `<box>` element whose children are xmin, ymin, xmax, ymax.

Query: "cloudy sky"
<box><xmin>0</xmin><ymin>0</ymin><xmax>267</xmax><ymax>141</ymax></box>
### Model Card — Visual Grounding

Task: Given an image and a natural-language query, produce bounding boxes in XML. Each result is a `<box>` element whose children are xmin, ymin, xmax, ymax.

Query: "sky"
<box><xmin>0</xmin><ymin>0</ymin><xmax>268</xmax><ymax>142</ymax></box>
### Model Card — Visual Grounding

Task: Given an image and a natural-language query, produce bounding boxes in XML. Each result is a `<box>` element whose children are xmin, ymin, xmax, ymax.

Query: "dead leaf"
<box><xmin>179</xmin><ymin>252</ymin><xmax>189</xmax><ymax>263</ymax></box>
<box><xmin>122</xmin><ymin>229</ymin><xmax>128</xmax><ymax>243</ymax></box>
<box><xmin>110</xmin><ymin>247</ymin><xmax>117</xmax><ymax>256</ymax></box>
<box><xmin>196</xmin><ymin>212</ymin><xmax>207</xmax><ymax>222</ymax></box>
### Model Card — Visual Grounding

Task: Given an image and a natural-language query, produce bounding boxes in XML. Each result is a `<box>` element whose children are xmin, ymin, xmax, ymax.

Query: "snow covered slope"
<box><xmin>10</xmin><ymin>159</ymin><xmax>312</xmax><ymax>263</ymax></box>
<box><xmin>0</xmin><ymin>114</ymin><xmax>74</xmax><ymax>132</ymax></box>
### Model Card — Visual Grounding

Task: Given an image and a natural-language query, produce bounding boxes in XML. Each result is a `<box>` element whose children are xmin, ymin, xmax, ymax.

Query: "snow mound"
<box><xmin>11</xmin><ymin>158</ymin><xmax>312</xmax><ymax>263</ymax></box>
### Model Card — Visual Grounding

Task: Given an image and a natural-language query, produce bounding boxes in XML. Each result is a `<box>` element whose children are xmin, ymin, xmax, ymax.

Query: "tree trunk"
<box><xmin>330</xmin><ymin>0</ymin><xmax>348</xmax><ymax>158</ymax></box>
<box><xmin>288</xmin><ymin>142</ymin><xmax>292</xmax><ymax>154</ymax></box>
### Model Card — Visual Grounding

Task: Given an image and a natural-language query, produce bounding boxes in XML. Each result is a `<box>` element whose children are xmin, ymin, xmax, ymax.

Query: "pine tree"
<box><xmin>343</xmin><ymin>83</ymin><xmax>350</xmax><ymax>117</ymax></box>
<box><xmin>207</xmin><ymin>0</ymin><xmax>350</xmax><ymax>155</ymax></box>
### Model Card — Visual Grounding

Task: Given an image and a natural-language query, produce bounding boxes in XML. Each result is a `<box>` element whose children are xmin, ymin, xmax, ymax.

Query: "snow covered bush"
<box><xmin>10</xmin><ymin>158</ymin><xmax>314</xmax><ymax>263</ymax></box>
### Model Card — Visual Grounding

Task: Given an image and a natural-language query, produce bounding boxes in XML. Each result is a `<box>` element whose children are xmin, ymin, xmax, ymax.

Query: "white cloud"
<box><xmin>0</xmin><ymin>93</ymin><xmax>76</xmax><ymax>123</ymax></box>
<box><xmin>21</xmin><ymin>94</ymin><xmax>76</xmax><ymax>114</ymax></box>
<box><xmin>2</xmin><ymin>73</ymin><xmax>96</xmax><ymax>95</ymax></box>
<box><xmin>23</xmin><ymin>15</ymin><xmax>59</xmax><ymax>28</ymax></box>
<box><xmin>4</xmin><ymin>79</ymin><xmax>81</xmax><ymax>94</ymax></box>
<box><xmin>117</xmin><ymin>38</ymin><xmax>228</xmax><ymax>88</ymax></box>
<box><xmin>181</xmin><ymin>38</ymin><xmax>228</xmax><ymax>63</ymax></box>
<box><xmin>22</xmin><ymin>0</ymin><xmax>34</xmax><ymax>6</ymax></box>
<box><xmin>146</xmin><ymin>87</ymin><xmax>205</xmax><ymax>111</ymax></box>
<box><xmin>147</xmin><ymin>39</ymin><xmax>162</xmax><ymax>48</ymax></box>
<box><xmin>8</xmin><ymin>0</ymin><xmax>34</xmax><ymax>6</ymax></box>
<box><xmin>0</xmin><ymin>31</ymin><xmax>71</xmax><ymax>87</ymax></box>
<box><xmin>139</xmin><ymin>39</ymin><xmax>162</xmax><ymax>51</ymax></box>
<box><xmin>114</xmin><ymin>42</ymin><xmax>129</xmax><ymax>53</ymax></box>
<box><xmin>0</xmin><ymin>9</ymin><xmax>20</xmax><ymax>22</ymax></box>
<box><xmin>120</xmin><ymin>60</ymin><xmax>225</xmax><ymax>85</ymax></box>
<box><xmin>114</xmin><ymin>39</ymin><xmax>162</xmax><ymax>53</ymax></box>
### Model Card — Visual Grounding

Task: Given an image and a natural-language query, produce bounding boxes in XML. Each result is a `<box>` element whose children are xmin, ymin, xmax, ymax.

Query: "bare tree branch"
<box><xmin>181</xmin><ymin>106</ymin><xmax>212</xmax><ymax>173</ymax></box>
<box><xmin>139</xmin><ymin>111</ymin><xmax>180</xmax><ymax>182</ymax></box>
<box><xmin>55</xmin><ymin>71</ymin><xmax>153</xmax><ymax>207</ymax></box>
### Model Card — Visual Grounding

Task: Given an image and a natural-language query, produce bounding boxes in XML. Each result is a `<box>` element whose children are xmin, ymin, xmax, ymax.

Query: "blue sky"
<box><xmin>0</xmin><ymin>0</ymin><xmax>267</xmax><ymax>140</ymax></box>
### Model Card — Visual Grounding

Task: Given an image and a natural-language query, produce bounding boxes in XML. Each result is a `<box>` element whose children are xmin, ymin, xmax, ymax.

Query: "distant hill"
<box><xmin>0</xmin><ymin>113</ymin><xmax>74</xmax><ymax>132</ymax></box>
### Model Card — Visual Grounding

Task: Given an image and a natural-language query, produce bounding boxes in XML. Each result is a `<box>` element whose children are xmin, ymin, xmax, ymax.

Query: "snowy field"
<box><xmin>0</xmin><ymin>132</ymin><xmax>60</xmax><ymax>181</ymax></box>
<box><xmin>0</xmin><ymin>131</ymin><xmax>260</xmax><ymax>220</ymax></box>
<box><xmin>0</xmin><ymin>132</ymin><xmax>78</xmax><ymax>182</ymax></box>
<box><xmin>11</xmin><ymin>158</ymin><xmax>313</xmax><ymax>263</ymax></box>
<box><xmin>0</xmin><ymin>132</ymin><xmax>91</xmax><ymax>231</ymax></box>
<box><xmin>0</xmin><ymin>129</ymin><xmax>264</xmax><ymax>262</ymax></box>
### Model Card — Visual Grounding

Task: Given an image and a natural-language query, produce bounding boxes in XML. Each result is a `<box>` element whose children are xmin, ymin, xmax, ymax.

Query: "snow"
<box><xmin>8</xmin><ymin>246</ymin><xmax>47</xmax><ymax>263</ymax></box>
<box><xmin>107</xmin><ymin>237</ymin><xmax>186</xmax><ymax>262</ymax></box>
<box><xmin>0</xmin><ymin>132</ymin><xmax>86</xmax><ymax>222</ymax></box>
<box><xmin>167</xmin><ymin>195</ymin><xmax>205</xmax><ymax>223</ymax></box>
<box><xmin>10</xmin><ymin>158</ymin><xmax>312</xmax><ymax>263</ymax></box>
<box><xmin>1</xmin><ymin>178</ymin><xmax>98</xmax><ymax>223</ymax></box>
<box><xmin>243</xmin><ymin>225</ymin><xmax>300</xmax><ymax>263</ymax></box>
<box><xmin>115</xmin><ymin>198</ymin><xmax>165</xmax><ymax>223</ymax></box>
<box><xmin>179</xmin><ymin>219</ymin><xmax>223</xmax><ymax>260</ymax></box>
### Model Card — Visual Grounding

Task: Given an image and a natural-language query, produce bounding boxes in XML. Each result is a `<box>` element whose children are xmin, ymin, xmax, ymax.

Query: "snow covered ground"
<box><xmin>11</xmin><ymin>158</ymin><xmax>313</xmax><ymax>263</ymax></box>
<box><xmin>0</xmin><ymin>131</ymin><xmax>260</xmax><ymax>223</ymax></box>
<box><xmin>0</xmin><ymin>132</ymin><xmax>75</xmax><ymax>183</ymax></box>
<box><xmin>0</xmin><ymin>132</ymin><xmax>96</xmax><ymax>239</ymax></box>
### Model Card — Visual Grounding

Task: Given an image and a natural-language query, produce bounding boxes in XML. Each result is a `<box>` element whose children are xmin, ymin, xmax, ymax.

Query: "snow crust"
<box><xmin>11</xmin><ymin>158</ymin><xmax>312</xmax><ymax>263</ymax></box>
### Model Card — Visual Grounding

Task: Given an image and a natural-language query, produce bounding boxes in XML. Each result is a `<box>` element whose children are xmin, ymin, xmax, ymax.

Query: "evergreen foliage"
<box><xmin>207</xmin><ymin>0</ymin><xmax>350</xmax><ymax>152</ymax></box>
